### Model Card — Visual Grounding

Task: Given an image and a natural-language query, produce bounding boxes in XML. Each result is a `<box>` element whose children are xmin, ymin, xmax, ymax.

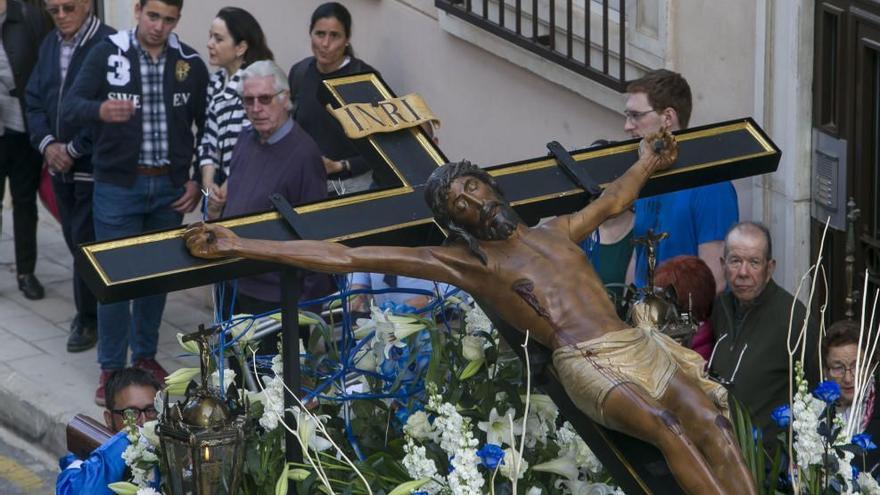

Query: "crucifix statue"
<box><xmin>184</xmin><ymin>130</ymin><xmax>756</xmax><ymax>494</ymax></box>
<box><xmin>633</xmin><ymin>228</ymin><xmax>669</xmax><ymax>290</ymax></box>
<box><xmin>77</xmin><ymin>72</ymin><xmax>780</xmax><ymax>493</ymax></box>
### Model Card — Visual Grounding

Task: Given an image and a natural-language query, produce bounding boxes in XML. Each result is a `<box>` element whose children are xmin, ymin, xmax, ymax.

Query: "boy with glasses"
<box><xmin>56</xmin><ymin>367</ymin><xmax>162</xmax><ymax>495</ymax></box>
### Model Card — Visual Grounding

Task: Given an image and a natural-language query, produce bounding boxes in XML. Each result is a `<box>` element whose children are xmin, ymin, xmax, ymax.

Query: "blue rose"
<box><xmin>771</xmin><ymin>404</ymin><xmax>791</xmax><ymax>428</ymax></box>
<box><xmin>813</xmin><ymin>380</ymin><xmax>841</xmax><ymax>404</ymax></box>
<box><xmin>476</xmin><ymin>444</ymin><xmax>505</xmax><ymax>470</ymax></box>
<box><xmin>853</xmin><ymin>433</ymin><xmax>878</xmax><ymax>451</ymax></box>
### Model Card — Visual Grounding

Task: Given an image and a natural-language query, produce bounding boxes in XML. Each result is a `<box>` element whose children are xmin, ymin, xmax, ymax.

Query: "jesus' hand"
<box><xmin>183</xmin><ymin>222</ymin><xmax>239</xmax><ymax>259</ymax></box>
<box><xmin>640</xmin><ymin>128</ymin><xmax>678</xmax><ymax>171</ymax></box>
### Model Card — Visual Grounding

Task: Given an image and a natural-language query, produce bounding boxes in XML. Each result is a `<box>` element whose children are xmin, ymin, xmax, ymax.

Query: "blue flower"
<box><xmin>853</xmin><ymin>433</ymin><xmax>878</xmax><ymax>451</ymax></box>
<box><xmin>771</xmin><ymin>404</ymin><xmax>791</xmax><ymax>428</ymax></box>
<box><xmin>813</xmin><ymin>380</ymin><xmax>841</xmax><ymax>404</ymax></box>
<box><xmin>476</xmin><ymin>444</ymin><xmax>505</xmax><ymax>470</ymax></box>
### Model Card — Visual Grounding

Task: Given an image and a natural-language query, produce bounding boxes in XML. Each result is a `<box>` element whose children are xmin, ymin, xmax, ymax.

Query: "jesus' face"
<box><xmin>446</xmin><ymin>175</ymin><xmax>519</xmax><ymax>241</ymax></box>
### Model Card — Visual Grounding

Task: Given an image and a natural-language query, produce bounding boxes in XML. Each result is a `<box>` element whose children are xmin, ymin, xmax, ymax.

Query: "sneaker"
<box><xmin>66</xmin><ymin>317</ymin><xmax>97</xmax><ymax>353</ymax></box>
<box><xmin>95</xmin><ymin>370</ymin><xmax>114</xmax><ymax>406</ymax></box>
<box><xmin>134</xmin><ymin>358</ymin><xmax>169</xmax><ymax>383</ymax></box>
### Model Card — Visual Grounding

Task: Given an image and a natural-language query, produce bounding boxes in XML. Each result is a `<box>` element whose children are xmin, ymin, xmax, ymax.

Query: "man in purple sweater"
<box><xmin>216</xmin><ymin>60</ymin><xmax>328</xmax><ymax>315</ymax></box>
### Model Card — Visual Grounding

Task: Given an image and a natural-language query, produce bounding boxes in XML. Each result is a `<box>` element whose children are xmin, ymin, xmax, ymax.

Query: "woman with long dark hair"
<box><xmin>289</xmin><ymin>2</ymin><xmax>393</xmax><ymax>193</ymax></box>
<box><xmin>199</xmin><ymin>7</ymin><xmax>273</xmax><ymax>218</ymax></box>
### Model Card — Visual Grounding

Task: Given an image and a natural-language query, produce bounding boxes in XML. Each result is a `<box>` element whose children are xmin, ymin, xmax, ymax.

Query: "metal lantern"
<box><xmin>158</xmin><ymin>326</ymin><xmax>248</xmax><ymax>495</ymax></box>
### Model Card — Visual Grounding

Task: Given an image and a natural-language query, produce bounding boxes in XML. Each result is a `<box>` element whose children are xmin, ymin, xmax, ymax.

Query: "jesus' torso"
<box><xmin>438</xmin><ymin>223</ymin><xmax>628</xmax><ymax>350</ymax></box>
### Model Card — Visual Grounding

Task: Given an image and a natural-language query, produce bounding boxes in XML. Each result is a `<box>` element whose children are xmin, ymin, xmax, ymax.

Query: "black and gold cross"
<box><xmin>78</xmin><ymin>72</ymin><xmax>779</xmax><ymax>494</ymax></box>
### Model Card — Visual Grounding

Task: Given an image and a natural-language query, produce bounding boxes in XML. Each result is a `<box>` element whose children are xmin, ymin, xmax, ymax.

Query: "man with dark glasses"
<box><xmin>26</xmin><ymin>0</ymin><xmax>115</xmax><ymax>354</ymax></box>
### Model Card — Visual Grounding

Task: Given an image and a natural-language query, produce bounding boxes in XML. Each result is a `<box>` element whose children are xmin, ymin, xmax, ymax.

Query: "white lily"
<box><xmin>294</xmin><ymin>408</ymin><xmax>333</xmax><ymax>452</ymax></box>
<box><xmin>140</xmin><ymin>420</ymin><xmax>160</xmax><ymax>448</ymax></box>
<box><xmin>164</xmin><ymin>367</ymin><xmax>199</xmax><ymax>396</ymax></box>
<box><xmin>210</xmin><ymin>369</ymin><xmax>236</xmax><ymax>392</ymax></box>
<box><xmin>532</xmin><ymin>448</ymin><xmax>579</xmax><ymax>481</ymax></box>
<box><xmin>461</xmin><ymin>335</ymin><xmax>486</xmax><ymax>361</ymax></box>
<box><xmin>403</xmin><ymin>410</ymin><xmax>433</xmax><ymax>441</ymax></box>
<box><xmin>175</xmin><ymin>333</ymin><xmax>199</xmax><ymax>355</ymax></box>
<box><xmin>522</xmin><ymin>394</ymin><xmax>558</xmax><ymax>423</ymax></box>
<box><xmin>226</xmin><ymin>315</ymin><xmax>256</xmax><ymax>342</ymax></box>
<box><xmin>498</xmin><ymin>447</ymin><xmax>528</xmax><ymax>480</ymax></box>
<box><xmin>477</xmin><ymin>407</ymin><xmax>522</xmax><ymax>446</ymax></box>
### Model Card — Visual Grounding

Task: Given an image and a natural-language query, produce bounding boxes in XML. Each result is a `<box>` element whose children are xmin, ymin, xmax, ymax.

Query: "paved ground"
<box><xmin>0</xmin><ymin>425</ymin><xmax>56</xmax><ymax>495</ymax></box>
<box><xmin>0</xmin><ymin>203</ymin><xmax>211</xmax><ymax>459</ymax></box>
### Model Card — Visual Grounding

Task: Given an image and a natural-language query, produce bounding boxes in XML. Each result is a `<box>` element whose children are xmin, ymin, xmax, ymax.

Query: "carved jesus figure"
<box><xmin>184</xmin><ymin>130</ymin><xmax>756</xmax><ymax>494</ymax></box>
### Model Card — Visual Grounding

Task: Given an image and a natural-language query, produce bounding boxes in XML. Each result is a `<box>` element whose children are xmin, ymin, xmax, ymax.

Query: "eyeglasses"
<box><xmin>111</xmin><ymin>405</ymin><xmax>158</xmax><ymax>420</ymax></box>
<box><xmin>724</xmin><ymin>256</ymin><xmax>767</xmax><ymax>271</ymax></box>
<box><xmin>242</xmin><ymin>90</ymin><xmax>284</xmax><ymax>107</ymax></box>
<box><xmin>623</xmin><ymin>109</ymin><xmax>656</xmax><ymax>122</ymax></box>
<box><xmin>46</xmin><ymin>4</ymin><xmax>77</xmax><ymax>16</ymax></box>
<box><xmin>828</xmin><ymin>364</ymin><xmax>857</xmax><ymax>378</ymax></box>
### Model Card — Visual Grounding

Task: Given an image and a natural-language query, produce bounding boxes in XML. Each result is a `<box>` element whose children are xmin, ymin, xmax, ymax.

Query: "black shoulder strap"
<box><xmin>290</xmin><ymin>58</ymin><xmax>310</xmax><ymax>119</ymax></box>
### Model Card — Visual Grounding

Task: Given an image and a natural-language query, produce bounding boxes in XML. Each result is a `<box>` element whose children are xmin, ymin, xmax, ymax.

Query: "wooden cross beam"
<box><xmin>77</xmin><ymin>72</ymin><xmax>780</xmax><ymax>494</ymax></box>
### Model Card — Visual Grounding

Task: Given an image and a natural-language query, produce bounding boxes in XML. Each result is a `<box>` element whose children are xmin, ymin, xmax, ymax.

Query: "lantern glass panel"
<box><xmin>195</xmin><ymin>441</ymin><xmax>240</xmax><ymax>494</ymax></box>
<box><xmin>162</xmin><ymin>437</ymin><xmax>195</xmax><ymax>495</ymax></box>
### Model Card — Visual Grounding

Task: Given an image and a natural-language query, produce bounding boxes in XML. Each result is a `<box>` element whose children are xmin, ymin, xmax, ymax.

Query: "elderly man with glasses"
<box><xmin>56</xmin><ymin>367</ymin><xmax>162</xmax><ymax>495</ymax></box>
<box><xmin>624</xmin><ymin>69</ymin><xmax>739</xmax><ymax>294</ymax></box>
<box><xmin>708</xmin><ymin>221</ymin><xmax>819</xmax><ymax>437</ymax></box>
<box><xmin>209</xmin><ymin>59</ymin><xmax>329</xmax><ymax>320</ymax></box>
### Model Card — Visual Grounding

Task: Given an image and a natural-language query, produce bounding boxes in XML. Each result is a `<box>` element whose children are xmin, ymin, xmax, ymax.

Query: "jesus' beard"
<box><xmin>477</xmin><ymin>201</ymin><xmax>520</xmax><ymax>240</ymax></box>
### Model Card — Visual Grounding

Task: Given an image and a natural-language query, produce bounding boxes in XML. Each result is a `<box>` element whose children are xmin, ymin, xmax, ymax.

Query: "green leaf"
<box><xmin>275</xmin><ymin>463</ymin><xmax>289</xmax><ymax>495</ymax></box>
<box><xmin>388</xmin><ymin>478</ymin><xmax>431</xmax><ymax>495</ymax></box>
<box><xmin>107</xmin><ymin>482</ymin><xmax>138</xmax><ymax>495</ymax></box>
<box><xmin>426</xmin><ymin>324</ymin><xmax>444</xmax><ymax>385</ymax></box>
<box><xmin>458</xmin><ymin>358</ymin><xmax>485</xmax><ymax>380</ymax></box>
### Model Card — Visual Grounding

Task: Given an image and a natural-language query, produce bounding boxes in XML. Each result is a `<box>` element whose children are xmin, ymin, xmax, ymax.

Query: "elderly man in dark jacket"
<box><xmin>709</xmin><ymin>221</ymin><xmax>819</xmax><ymax>437</ymax></box>
<box><xmin>0</xmin><ymin>0</ymin><xmax>49</xmax><ymax>300</ymax></box>
<box><xmin>26</xmin><ymin>0</ymin><xmax>115</xmax><ymax>352</ymax></box>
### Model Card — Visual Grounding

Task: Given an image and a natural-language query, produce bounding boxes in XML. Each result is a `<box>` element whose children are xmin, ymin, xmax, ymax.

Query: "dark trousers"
<box><xmin>53</xmin><ymin>173</ymin><xmax>97</xmax><ymax>326</ymax></box>
<box><xmin>0</xmin><ymin>132</ymin><xmax>41</xmax><ymax>275</ymax></box>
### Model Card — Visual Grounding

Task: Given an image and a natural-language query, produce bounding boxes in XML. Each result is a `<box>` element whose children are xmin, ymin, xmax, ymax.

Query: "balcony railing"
<box><xmin>435</xmin><ymin>0</ymin><xmax>628</xmax><ymax>92</ymax></box>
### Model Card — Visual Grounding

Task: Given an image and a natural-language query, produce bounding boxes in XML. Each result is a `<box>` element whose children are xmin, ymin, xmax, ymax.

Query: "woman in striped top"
<box><xmin>199</xmin><ymin>7</ymin><xmax>273</xmax><ymax>218</ymax></box>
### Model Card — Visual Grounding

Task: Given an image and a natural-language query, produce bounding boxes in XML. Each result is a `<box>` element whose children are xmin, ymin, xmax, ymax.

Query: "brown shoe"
<box><xmin>134</xmin><ymin>358</ymin><xmax>168</xmax><ymax>383</ymax></box>
<box><xmin>95</xmin><ymin>370</ymin><xmax>115</xmax><ymax>406</ymax></box>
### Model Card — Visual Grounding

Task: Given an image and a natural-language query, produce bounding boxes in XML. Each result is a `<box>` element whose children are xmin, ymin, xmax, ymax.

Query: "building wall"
<box><xmin>103</xmin><ymin>0</ymin><xmax>815</xmax><ymax>292</ymax></box>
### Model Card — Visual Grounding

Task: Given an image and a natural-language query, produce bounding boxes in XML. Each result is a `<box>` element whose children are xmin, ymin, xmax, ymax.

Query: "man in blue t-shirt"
<box><xmin>624</xmin><ymin>70</ymin><xmax>738</xmax><ymax>293</ymax></box>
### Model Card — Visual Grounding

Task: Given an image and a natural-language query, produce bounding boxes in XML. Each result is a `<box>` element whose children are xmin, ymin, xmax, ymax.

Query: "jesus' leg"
<box><xmin>659</xmin><ymin>371</ymin><xmax>758</xmax><ymax>495</ymax></box>
<box><xmin>601</xmin><ymin>382</ymin><xmax>727</xmax><ymax>495</ymax></box>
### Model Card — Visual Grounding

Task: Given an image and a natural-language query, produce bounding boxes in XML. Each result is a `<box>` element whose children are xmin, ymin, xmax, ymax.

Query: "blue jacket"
<box><xmin>56</xmin><ymin>431</ymin><xmax>161</xmax><ymax>495</ymax></box>
<box><xmin>62</xmin><ymin>30</ymin><xmax>208</xmax><ymax>187</ymax></box>
<box><xmin>25</xmin><ymin>16</ymin><xmax>115</xmax><ymax>180</ymax></box>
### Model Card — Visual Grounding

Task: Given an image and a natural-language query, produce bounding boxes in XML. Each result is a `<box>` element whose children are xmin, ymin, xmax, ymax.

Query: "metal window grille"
<box><xmin>436</xmin><ymin>0</ymin><xmax>628</xmax><ymax>92</ymax></box>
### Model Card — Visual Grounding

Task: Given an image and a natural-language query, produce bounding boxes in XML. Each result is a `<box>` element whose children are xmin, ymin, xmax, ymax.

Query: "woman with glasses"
<box><xmin>199</xmin><ymin>7</ymin><xmax>273</xmax><ymax>218</ymax></box>
<box><xmin>823</xmin><ymin>319</ymin><xmax>880</xmax><ymax>471</ymax></box>
<box><xmin>289</xmin><ymin>2</ymin><xmax>393</xmax><ymax>194</ymax></box>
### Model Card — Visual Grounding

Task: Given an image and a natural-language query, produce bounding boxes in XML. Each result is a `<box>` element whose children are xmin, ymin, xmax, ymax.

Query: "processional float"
<box><xmin>77</xmin><ymin>71</ymin><xmax>780</xmax><ymax>494</ymax></box>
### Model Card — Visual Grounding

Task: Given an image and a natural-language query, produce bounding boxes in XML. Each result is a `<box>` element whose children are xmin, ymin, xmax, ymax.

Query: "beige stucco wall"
<box><xmin>101</xmin><ymin>0</ymin><xmax>825</xmax><ymax>291</ymax></box>
<box><xmin>106</xmin><ymin>0</ymin><xmax>761</xmax><ymax>206</ymax></box>
<box><xmin>106</xmin><ymin>0</ymin><xmax>624</xmax><ymax>166</ymax></box>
